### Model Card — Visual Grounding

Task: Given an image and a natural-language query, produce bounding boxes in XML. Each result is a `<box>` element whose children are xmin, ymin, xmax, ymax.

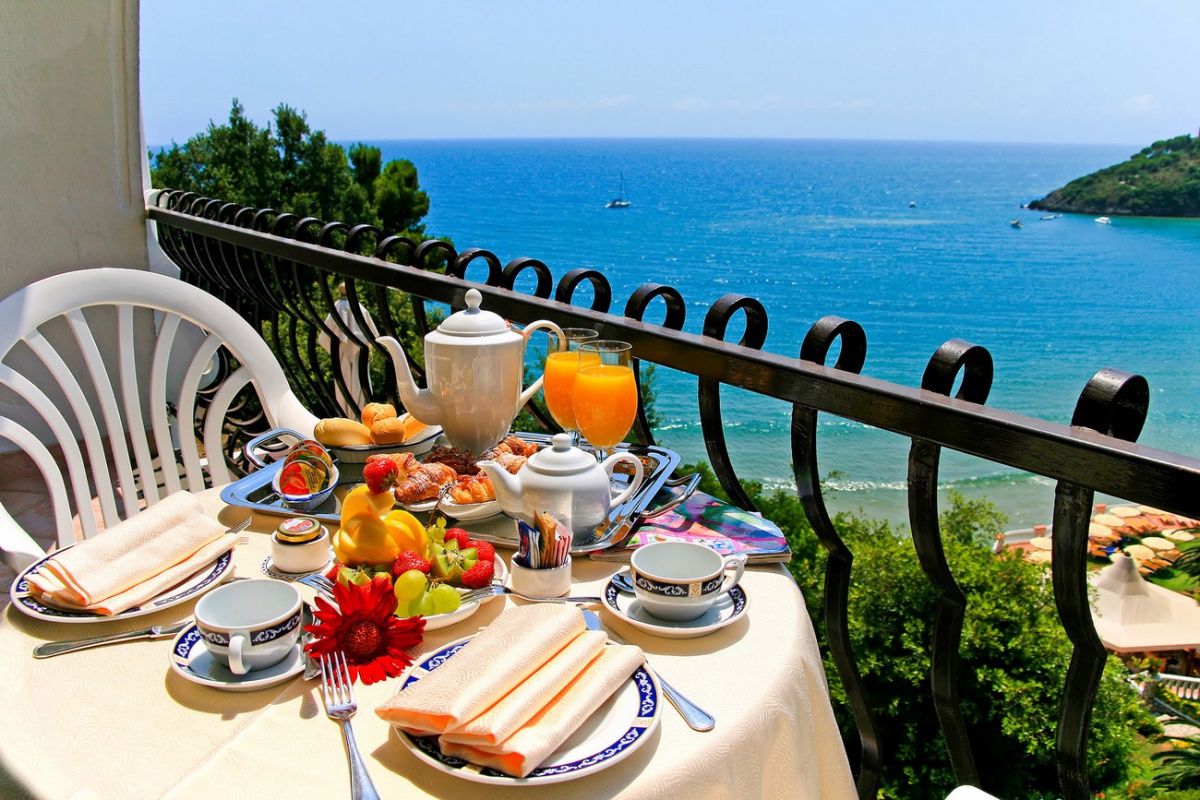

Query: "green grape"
<box><xmin>393</xmin><ymin>570</ymin><xmax>428</xmax><ymax>618</ymax></box>
<box><xmin>418</xmin><ymin>593</ymin><xmax>439</xmax><ymax>617</ymax></box>
<box><xmin>428</xmin><ymin>584</ymin><xmax>461</xmax><ymax>615</ymax></box>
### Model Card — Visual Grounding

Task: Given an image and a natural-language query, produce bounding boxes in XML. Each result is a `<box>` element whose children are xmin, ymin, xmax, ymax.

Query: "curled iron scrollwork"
<box><xmin>698</xmin><ymin>294</ymin><xmax>768</xmax><ymax>510</ymax></box>
<box><xmin>908</xmin><ymin>339</ymin><xmax>993</xmax><ymax>790</ymax></box>
<box><xmin>1053</xmin><ymin>367</ymin><xmax>1149</xmax><ymax>800</ymax></box>
<box><xmin>792</xmin><ymin>315</ymin><xmax>879</xmax><ymax>799</ymax></box>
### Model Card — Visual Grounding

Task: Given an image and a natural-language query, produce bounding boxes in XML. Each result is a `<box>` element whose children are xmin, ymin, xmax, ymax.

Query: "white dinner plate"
<box><xmin>394</xmin><ymin>634</ymin><xmax>661</xmax><ymax>785</ymax></box>
<box><xmin>601</xmin><ymin>573</ymin><xmax>749</xmax><ymax>639</ymax></box>
<box><xmin>9</xmin><ymin>548</ymin><xmax>235</xmax><ymax>624</ymax></box>
<box><xmin>168</xmin><ymin>622</ymin><xmax>304</xmax><ymax>692</ymax></box>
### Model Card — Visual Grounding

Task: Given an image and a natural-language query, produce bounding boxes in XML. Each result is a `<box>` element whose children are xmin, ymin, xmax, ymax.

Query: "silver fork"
<box><xmin>319</xmin><ymin>651</ymin><xmax>381</xmax><ymax>800</ymax></box>
<box><xmin>299</xmin><ymin>572</ymin><xmax>335</xmax><ymax>597</ymax></box>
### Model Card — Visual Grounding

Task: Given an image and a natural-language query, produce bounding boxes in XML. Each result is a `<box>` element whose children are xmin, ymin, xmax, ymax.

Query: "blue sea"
<box><xmin>365</xmin><ymin>138</ymin><xmax>1200</xmax><ymax>528</ymax></box>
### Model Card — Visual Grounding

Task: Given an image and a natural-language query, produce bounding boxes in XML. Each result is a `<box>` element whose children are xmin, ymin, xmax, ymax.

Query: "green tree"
<box><xmin>150</xmin><ymin>99</ymin><xmax>430</xmax><ymax>237</ymax></box>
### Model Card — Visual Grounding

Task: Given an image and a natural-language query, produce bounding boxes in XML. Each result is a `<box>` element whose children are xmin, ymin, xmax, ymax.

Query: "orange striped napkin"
<box><xmin>25</xmin><ymin>491</ymin><xmax>234</xmax><ymax>615</ymax></box>
<box><xmin>377</xmin><ymin>603</ymin><xmax>645</xmax><ymax>778</ymax></box>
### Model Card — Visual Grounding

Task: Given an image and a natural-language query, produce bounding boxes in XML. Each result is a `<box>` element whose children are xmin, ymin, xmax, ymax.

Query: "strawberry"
<box><xmin>362</xmin><ymin>456</ymin><xmax>400</xmax><ymax>494</ymax></box>
<box><xmin>392</xmin><ymin>550</ymin><xmax>431</xmax><ymax>577</ymax></box>
<box><xmin>467</xmin><ymin>539</ymin><xmax>495</xmax><ymax>564</ymax></box>
<box><xmin>444</xmin><ymin>528</ymin><xmax>472</xmax><ymax>549</ymax></box>
<box><xmin>325</xmin><ymin>562</ymin><xmax>343</xmax><ymax>581</ymax></box>
<box><xmin>460</xmin><ymin>556</ymin><xmax>495</xmax><ymax>589</ymax></box>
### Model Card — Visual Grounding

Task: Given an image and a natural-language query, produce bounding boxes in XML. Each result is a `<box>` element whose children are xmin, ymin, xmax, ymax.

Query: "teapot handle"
<box><xmin>603</xmin><ymin>452</ymin><xmax>646</xmax><ymax>510</ymax></box>
<box><xmin>517</xmin><ymin>320</ymin><xmax>566</xmax><ymax>407</ymax></box>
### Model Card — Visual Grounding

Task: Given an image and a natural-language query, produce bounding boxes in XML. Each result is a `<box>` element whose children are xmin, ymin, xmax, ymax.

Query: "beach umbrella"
<box><xmin>1089</xmin><ymin>554</ymin><xmax>1200</xmax><ymax>653</ymax></box>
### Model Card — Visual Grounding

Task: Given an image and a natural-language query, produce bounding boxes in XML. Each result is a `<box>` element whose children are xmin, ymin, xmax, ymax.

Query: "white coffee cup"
<box><xmin>629</xmin><ymin>541</ymin><xmax>745</xmax><ymax>622</ymax></box>
<box><xmin>194</xmin><ymin>580</ymin><xmax>303</xmax><ymax>675</ymax></box>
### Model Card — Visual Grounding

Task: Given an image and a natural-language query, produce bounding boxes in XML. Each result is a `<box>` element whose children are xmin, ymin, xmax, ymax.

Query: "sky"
<box><xmin>140</xmin><ymin>1</ymin><xmax>1199</xmax><ymax>147</ymax></box>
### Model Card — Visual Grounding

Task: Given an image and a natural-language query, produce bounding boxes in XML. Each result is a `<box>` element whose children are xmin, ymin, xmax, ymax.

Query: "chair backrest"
<box><xmin>0</xmin><ymin>268</ymin><xmax>317</xmax><ymax>571</ymax></box>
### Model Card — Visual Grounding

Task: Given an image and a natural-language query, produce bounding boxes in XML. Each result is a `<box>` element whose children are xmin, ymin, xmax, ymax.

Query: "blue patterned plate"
<box><xmin>9</xmin><ymin>548</ymin><xmax>234</xmax><ymax>624</ymax></box>
<box><xmin>168</xmin><ymin>622</ymin><xmax>304</xmax><ymax>693</ymax></box>
<box><xmin>602</xmin><ymin>573</ymin><xmax>749</xmax><ymax>639</ymax></box>
<box><xmin>394</xmin><ymin>634</ymin><xmax>661</xmax><ymax>785</ymax></box>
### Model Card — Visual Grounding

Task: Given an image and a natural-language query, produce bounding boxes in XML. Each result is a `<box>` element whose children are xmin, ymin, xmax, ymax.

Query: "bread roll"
<box><xmin>370</xmin><ymin>416</ymin><xmax>408</xmax><ymax>445</ymax></box>
<box><xmin>314</xmin><ymin>418</ymin><xmax>373</xmax><ymax>447</ymax></box>
<box><xmin>361</xmin><ymin>402</ymin><xmax>397</xmax><ymax>428</ymax></box>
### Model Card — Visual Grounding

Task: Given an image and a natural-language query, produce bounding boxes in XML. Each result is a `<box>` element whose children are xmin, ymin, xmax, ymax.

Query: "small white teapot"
<box><xmin>477</xmin><ymin>433</ymin><xmax>645</xmax><ymax>534</ymax></box>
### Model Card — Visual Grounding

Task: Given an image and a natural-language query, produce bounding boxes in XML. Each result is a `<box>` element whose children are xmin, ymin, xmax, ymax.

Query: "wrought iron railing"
<box><xmin>147</xmin><ymin>189</ymin><xmax>1200</xmax><ymax>800</ymax></box>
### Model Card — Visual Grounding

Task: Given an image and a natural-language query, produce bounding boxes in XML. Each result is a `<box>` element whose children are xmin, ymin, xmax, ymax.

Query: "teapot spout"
<box><xmin>376</xmin><ymin>336</ymin><xmax>442</xmax><ymax>424</ymax></box>
<box><xmin>475</xmin><ymin>460</ymin><xmax>523</xmax><ymax>519</ymax></box>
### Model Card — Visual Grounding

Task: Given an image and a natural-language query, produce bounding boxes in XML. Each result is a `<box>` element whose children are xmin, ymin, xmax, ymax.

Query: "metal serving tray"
<box><xmin>220</xmin><ymin>432</ymin><xmax>685</xmax><ymax>554</ymax></box>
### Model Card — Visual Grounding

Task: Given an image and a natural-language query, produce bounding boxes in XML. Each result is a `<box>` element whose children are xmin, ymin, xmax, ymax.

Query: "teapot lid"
<box><xmin>438</xmin><ymin>289</ymin><xmax>512</xmax><ymax>336</ymax></box>
<box><xmin>529</xmin><ymin>433</ymin><xmax>597</xmax><ymax>474</ymax></box>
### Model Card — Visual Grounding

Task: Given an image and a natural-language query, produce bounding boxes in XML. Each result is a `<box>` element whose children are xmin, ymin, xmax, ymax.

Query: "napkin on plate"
<box><xmin>25</xmin><ymin>491</ymin><xmax>235</xmax><ymax>615</ymax></box>
<box><xmin>376</xmin><ymin>603</ymin><xmax>586</xmax><ymax>735</ymax></box>
<box><xmin>438</xmin><ymin>629</ymin><xmax>608</xmax><ymax>747</ymax></box>
<box><xmin>438</xmin><ymin>644</ymin><xmax>646</xmax><ymax>778</ymax></box>
<box><xmin>377</xmin><ymin>603</ymin><xmax>646</xmax><ymax>778</ymax></box>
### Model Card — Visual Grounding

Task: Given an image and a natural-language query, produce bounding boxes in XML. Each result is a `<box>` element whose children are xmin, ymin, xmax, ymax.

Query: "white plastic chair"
<box><xmin>0</xmin><ymin>268</ymin><xmax>318</xmax><ymax>573</ymax></box>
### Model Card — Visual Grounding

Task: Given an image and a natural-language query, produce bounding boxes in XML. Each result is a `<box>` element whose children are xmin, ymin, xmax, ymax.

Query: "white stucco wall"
<box><xmin>0</xmin><ymin>0</ymin><xmax>148</xmax><ymax>299</ymax></box>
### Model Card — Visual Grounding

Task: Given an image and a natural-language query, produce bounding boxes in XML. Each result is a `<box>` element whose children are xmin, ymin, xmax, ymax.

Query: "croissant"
<box><xmin>491</xmin><ymin>452</ymin><xmax>526</xmax><ymax>474</ymax></box>
<box><xmin>450</xmin><ymin>474</ymin><xmax>495</xmax><ymax>504</ymax></box>
<box><xmin>424</xmin><ymin>445</ymin><xmax>476</xmax><ymax>476</ymax></box>
<box><xmin>481</xmin><ymin>436</ymin><xmax>538</xmax><ymax>461</ymax></box>
<box><xmin>393</xmin><ymin>462</ymin><xmax>456</xmax><ymax>504</ymax></box>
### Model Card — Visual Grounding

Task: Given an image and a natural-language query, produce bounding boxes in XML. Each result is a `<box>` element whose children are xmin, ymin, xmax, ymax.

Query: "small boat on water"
<box><xmin>1095</xmin><ymin>216</ymin><xmax>1113</xmax><ymax>225</ymax></box>
<box><xmin>1040</xmin><ymin>214</ymin><xmax>1062</xmax><ymax>220</ymax></box>
<box><xmin>908</xmin><ymin>201</ymin><xmax>917</xmax><ymax>208</ymax></box>
<box><xmin>606</xmin><ymin>172</ymin><xmax>631</xmax><ymax>209</ymax></box>
<box><xmin>1010</xmin><ymin>219</ymin><xmax>1023</xmax><ymax>229</ymax></box>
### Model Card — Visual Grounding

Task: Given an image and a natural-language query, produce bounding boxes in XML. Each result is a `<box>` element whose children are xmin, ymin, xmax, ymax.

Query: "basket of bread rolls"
<box><xmin>314</xmin><ymin>402</ymin><xmax>442</xmax><ymax>478</ymax></box>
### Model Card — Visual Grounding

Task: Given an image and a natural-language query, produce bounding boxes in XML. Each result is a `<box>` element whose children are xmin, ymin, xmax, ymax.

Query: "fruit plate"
<box><xmin>423</xmin><ymin>555</ymin><xmax>508</xmax><ymax>632</ymax></box>
<box><xmin>393</xmin><ymin>635</ymin><xmax>661</xmax><ymax>785</ymax></box>
<box><xmin>9</xmin><ymin>548</ymin><xmax>234</xmax><ymax>624</ymax></box>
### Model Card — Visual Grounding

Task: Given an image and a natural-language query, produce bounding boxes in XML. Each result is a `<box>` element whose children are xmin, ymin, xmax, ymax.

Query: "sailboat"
<box><xmin>606</xmin><ymin>172</ymin><xmax>631</xmax><ymax>208</ymax></box>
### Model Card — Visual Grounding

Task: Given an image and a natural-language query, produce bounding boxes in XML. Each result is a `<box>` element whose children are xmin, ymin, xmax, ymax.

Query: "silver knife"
<box><xmin>33</xmin><ymin>620</ymin><xmax>190</xmax><ymax>659</ymax></box>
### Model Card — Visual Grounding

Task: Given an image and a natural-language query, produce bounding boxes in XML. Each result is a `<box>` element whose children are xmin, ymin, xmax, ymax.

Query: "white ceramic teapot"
<box><xmin>477</xmin><ymin>433</ymin><xmax>646</xmax><ymax>534</ymax></box>
<box><xmin>375</xmin><ymin>288</ymin><xmax>563</xmax><ymax>455</ymax></box>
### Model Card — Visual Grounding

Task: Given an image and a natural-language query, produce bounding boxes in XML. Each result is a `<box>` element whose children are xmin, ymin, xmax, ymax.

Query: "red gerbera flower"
<box><xmin>304</xmin><ymin>577</ymin><xmax>425</xmax><ymax>685</ymax></box>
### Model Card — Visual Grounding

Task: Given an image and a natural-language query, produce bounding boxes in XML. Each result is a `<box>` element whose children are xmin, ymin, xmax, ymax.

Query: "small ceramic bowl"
<box><xmin>510</xmin><ymin>556</ymin><xmax>573</xmax><ymax>598</ymax></box>
<box><xmin>272</xmin><ymin>463</ymin><xmax>339</xmax><ymax>512</ymax></box>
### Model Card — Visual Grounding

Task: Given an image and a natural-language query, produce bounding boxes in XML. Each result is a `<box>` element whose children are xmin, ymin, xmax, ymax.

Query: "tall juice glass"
<box><xmin>573</xmin><ymin>340</ymin><xmax>637</xmax><ymax>460</ymax></box>
<box><xmin>542</xmin><ymin>328</ymin><xmax>599</xmax><ymax>441</ymax></box>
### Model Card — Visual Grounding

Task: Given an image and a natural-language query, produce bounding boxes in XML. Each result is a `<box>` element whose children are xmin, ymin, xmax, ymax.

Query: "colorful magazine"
<box><xmin>591</xmin><ymin>491</ymin><xmax>792</xmax><ymax>563</ymax></box>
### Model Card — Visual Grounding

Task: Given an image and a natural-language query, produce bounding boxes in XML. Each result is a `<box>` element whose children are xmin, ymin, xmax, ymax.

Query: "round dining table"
<box><xmin>0</xmin><ymin>489</ymin><xmax>855</xmax><ymax>799</ymax></box>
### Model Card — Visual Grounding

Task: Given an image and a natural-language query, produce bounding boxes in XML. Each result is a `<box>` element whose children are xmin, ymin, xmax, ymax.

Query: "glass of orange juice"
<box><xmin>542</xmin><ymin>328</ymin><xmax>598</xmax><ymax>443</ymax></box>
<box><xmin>573</xmin><ymin>340</ymin><xmax>637</xmax><ymax>460</ymax></box>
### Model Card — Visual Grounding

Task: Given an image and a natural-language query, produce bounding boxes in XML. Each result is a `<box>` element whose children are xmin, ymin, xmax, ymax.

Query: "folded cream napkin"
<box><xmin>25</xmin><ymin>491</ymin><xmax>234</xmax><ymax>615</ymax></box>
<box><xmin>438</xmin><ymin>630</ymin><xmax>608</xmax><ymax>747</ymax></box>
<box><xmin>438</xmin><ymin>644</ymin><xmax>645</xmax><ymax>778</ymax></box>
<box><xmin>376</xmin><ymin>603</ymin><xmax>586</xmax><ymax>735</ymax></box>
<box><xmin>378</xmin><ymin>603</ymin><xmax>646</xmax><ymax>778</ymax></box>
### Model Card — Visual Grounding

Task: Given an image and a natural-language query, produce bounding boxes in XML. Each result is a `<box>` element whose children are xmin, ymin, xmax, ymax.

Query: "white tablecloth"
<box><xmin>0</xmin><ymin>489</ymin><xmax>855</xmax><ymax>799</ymax></box>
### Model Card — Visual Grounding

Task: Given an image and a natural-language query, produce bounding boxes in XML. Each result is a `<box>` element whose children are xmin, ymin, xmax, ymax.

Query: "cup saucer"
<box><xmin>168</xmin><ymin>622</ymin><xmax>305</xmax><ymax>692</ymax></box>
<box><xmin>601</xmin><ymin>573</ymin><xmax>749</xmax><ymax>639</ymax></box>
